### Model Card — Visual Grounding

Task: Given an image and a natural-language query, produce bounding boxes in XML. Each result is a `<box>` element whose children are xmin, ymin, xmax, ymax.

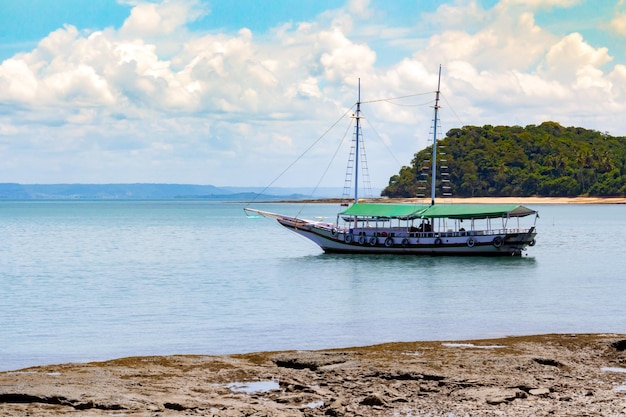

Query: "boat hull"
<box><xmin>277</xmin><ymin>218</ymin><xmax>536</xmax><ymax>256</ymax></box>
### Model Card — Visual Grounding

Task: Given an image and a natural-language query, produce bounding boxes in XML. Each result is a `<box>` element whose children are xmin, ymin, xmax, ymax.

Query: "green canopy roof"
<box><xmin>419</xmin><ymin>204</ymin><xmax>536</xmax><ymax>219</ymax></box>
<box><xmin>340</xmin><ymin>203</ymin><xmax>428</xmax><ymax>219</ymax></box>
<box><xmin>340</xmin><ymin>203</ymin><xmax>536</xmax><ymax>220</ymax></box>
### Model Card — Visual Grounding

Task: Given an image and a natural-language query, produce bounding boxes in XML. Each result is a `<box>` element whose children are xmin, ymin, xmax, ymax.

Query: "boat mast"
<box><xmin>430</xmin><ymin>65</ymin><xmax>442</xmax><ymax>206</ymax></box>
<box><xmin>354</xmin><ymin>78</ymin><xmax>361</xmax><ymax>204</ymax></box>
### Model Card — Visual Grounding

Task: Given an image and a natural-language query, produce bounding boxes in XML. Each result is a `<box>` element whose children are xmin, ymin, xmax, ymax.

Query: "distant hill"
<box><xmin>0</xmin><ymin>183</ymin><xmax>346</xmax><ymax>200</ymax></box>
<box><xmin>382</xmin><ymin>122</ymin><xmax>626</xmax><ymax>198</ymax></box>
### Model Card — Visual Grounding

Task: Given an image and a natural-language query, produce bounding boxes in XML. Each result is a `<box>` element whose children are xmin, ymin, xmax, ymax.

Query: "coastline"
<box><xmin>277</xmin><ymin>196</ymin><xmax>626</xmax><ymax>205</ymax></box>
<box><xmin>395</xmin><ymin>196</ymin><xmax>626</xmax><ymax>205</ymax></box>
<box><xmin>2</xmin><ymin>333</ymin><xmax>625</xmax><ymax>416</ymax></box>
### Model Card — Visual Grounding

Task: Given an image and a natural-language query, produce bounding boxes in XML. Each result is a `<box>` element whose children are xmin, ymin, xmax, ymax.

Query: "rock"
<box><xmin>163</xmin><ymin>402</ymin><xmax>187</xmax><ymax>411</ymax></box>
<box><xmin>533</xmin><ymin>358</ymin><xmax>564</xmax><ymax>368</ymax></box>
<box><xmin>275</xmin><ymin>394</ymin><xmax>304</xmax><ymax>404</ymax></box>
<box><xmin>2</xmin><ymin>334</ymin><xmax>626</xmax><ymax>416</ymax></box>
<box><xmin>273</xmin><ymin>352</ymin><xmax>349</xmax><ymax>370</ymax></box>
<box><xmin>486</xmin><ymin>396</ymin><xmax>509</xmax><ymax>405</ymax></box>
<box><xmin>611</xmin><ymin>340</ymin><xmax>626</xmax><ymax>351</ymax></box>
<box><xmin>328</xmin><ymin>396</ymin><xmax>346</xmax><ymax>408</ymax></box>
<box><xmin>529</xmin><ymin>388</ymin><xmax>551</xmax><ymax>396</ymax></box>
<box><xmin>324</xmin><ymin>403</ymin><xmax>345</xmax><ymax>416</ymax></box>
<box><xmin>359</xmin><ymin>392</ymin><xmax>387</xmax><ymax>407</ymax></box>
<box><xmin>462</xmin><ymin>387</ymin><xmax>521</xmax><ymax>405</ymax></box>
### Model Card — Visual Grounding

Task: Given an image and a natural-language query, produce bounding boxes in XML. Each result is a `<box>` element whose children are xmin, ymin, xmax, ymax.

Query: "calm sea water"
<box><xmin>1</xmin><ymin>201</ymin><xmax>625</xmax><ymax>371</ymax></box>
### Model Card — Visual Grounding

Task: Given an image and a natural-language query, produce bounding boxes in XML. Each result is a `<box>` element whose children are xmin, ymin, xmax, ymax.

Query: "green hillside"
<box><xmin>381</xmin><ymin>121</ymin><xmax>626</xmax><ymax>198</ymax></box>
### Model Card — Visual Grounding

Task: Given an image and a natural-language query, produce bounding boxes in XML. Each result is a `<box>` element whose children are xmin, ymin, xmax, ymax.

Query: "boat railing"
<box><xmin>436</xmin><ymin>228</ymin><xmax>530</xmax><ymax>237</ymax></box>
<box><xmin>460</xmin><ymin>227</ymin><xmax>532</xmax><ymax>237</ymax></box>
<box><xmin>342</xmin><ymin>227</ymin><xmax>533</xmax><ymax>239</ymax></box>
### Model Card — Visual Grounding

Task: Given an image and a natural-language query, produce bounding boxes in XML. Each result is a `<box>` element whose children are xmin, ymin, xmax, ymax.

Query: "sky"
<box><xmin>1</xmin><ymin>0</ymin><xmax>626</xmax><ymax>189</ymax></box>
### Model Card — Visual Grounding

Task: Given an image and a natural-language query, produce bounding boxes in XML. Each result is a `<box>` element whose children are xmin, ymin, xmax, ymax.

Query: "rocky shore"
<box><xmin>1</xmin><ymin>334</ymin><xmax>625</xmax><ymax>416</ymax></box>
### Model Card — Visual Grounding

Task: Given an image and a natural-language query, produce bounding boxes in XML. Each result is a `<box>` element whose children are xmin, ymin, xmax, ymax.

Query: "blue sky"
<box><xmin>2</xmin><ymin>1</ymin><xmax>622</xmax><ymax>63</ymax></box>
<box><xmin>1</xmin><ymin>0</ymin><xmax>626</xmax><ymax>187</ymax></box>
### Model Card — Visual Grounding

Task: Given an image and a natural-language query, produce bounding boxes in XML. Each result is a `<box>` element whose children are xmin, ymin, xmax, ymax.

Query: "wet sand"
<box><xmin>2</xmin><ymin>333</ymin><xmax>625</xmax><ymax>416</ymax></box>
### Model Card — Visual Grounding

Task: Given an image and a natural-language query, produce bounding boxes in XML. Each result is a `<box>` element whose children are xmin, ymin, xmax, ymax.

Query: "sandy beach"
<box><xmin>415</xmin><ymin>196</ymin><xmax>626</xmax><ymax>204</ymax></box>
<box><xmin>1</xmin><ymin>333</ymin><xmax>625</xmax><ymax>416</ymax></box>
<box><xmin>285</xmin><ymin>196</ymin><xmax>626</xmax><ymax>205</ymax></box>
<box><xmin>399</xmin><ymin>196</ymin><xmax>626</xmax><ymax>205</ymax></box>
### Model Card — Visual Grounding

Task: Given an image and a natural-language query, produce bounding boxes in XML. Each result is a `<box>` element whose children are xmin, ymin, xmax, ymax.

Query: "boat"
<box><xmin>245</xmin><ymin>67</ymin><xmax>538</xmax><ymax>256</ymax></box>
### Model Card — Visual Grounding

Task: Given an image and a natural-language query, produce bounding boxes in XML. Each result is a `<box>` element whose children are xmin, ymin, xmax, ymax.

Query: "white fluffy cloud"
<box><xmin>544</xmin><ymin>33</ymin><xmax>612</xmax><ymax>82</ymax></box>
<box><xmin>0</xmin><ymin>0</ymin><xmax>625</xmax><ymax>187</ymax></box>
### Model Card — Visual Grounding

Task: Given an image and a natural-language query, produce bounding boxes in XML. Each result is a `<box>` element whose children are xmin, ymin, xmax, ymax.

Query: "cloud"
<box><xmin>608</xmin><ymin>12</ymin><xmax>626</xmax><ymax>36</ymax></box>
<box><xmin>0</xmin><ymin>0</ymin><xmax>625</xmax><ymax>186</ymax></box>
<box><xmin>119</xmin><ymin>0</ymin><xmax>207</xmax><ymax>37</ymax></box>
<box><xmin>419</xmin><ymin>2</ymin><xmax>555</xmax><ymax>71</ymax></box>
<box><xmin>499</xmin><ymin>0</ymin><xmax>582</xmax><ymax>8</ymax></box>
<box><xmin>319</xmin><ymin>29</ymin><xmax>377</xmax><ymax>81</ymax></box>
<box><xmin>545</xmin><ymin>32</ymin><xmax>612</xmax><ymax>71</ymax></box>
<box><xmin>408</xmin><ymin>1</ymin><xmax>621</xmax><ymax>130</ymax></box>
<box><xmin>609</xmin><ymin>64</ymin><xmax>626</xmax><ymax>100</ymax></box>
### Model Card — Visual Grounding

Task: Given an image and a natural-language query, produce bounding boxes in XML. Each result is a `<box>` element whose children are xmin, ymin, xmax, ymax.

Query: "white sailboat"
<box><xmin>246</xmin><ymin>68</ymin><xmax>538</xmax><ymax>256</ymax></box>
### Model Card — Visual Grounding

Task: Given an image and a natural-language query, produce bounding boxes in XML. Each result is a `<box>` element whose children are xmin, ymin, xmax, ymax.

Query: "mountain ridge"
<box><xmin>0</xmin><ymin>183</ymin><xmax>347</xmax><ymax>200</ymax></box>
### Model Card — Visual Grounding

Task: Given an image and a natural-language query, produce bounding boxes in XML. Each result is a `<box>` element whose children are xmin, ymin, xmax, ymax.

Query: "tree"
<box><xmin>380</xmin><ymin>122</ymin><xmax>626</xmax><ymax>198</ymax></box>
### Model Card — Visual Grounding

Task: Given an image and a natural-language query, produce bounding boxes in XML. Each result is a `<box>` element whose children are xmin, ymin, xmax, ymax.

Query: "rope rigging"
<box><xmin>243</xmin><ymin>87</ymin><xmax>460</xmax><ymax>214</ymax></box>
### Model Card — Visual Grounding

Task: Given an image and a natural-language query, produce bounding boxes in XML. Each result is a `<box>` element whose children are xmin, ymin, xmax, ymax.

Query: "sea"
<box><xmin>1</xmin><ymin>200</ymin><xmax>625</xmax><ymax>372</ymax></box>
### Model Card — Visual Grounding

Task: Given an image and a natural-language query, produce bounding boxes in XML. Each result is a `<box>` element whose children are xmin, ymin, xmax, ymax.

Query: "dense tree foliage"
<box><xmin>381</xmin><ymin>122</ymin><xmax>626</xmax><ymax>198</ymax></box>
